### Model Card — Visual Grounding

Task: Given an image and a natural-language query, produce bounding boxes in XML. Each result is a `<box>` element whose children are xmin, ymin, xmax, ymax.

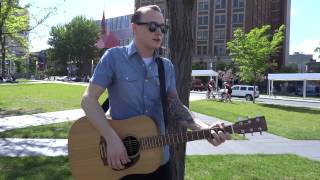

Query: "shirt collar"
<box><xmin>127</xmin><ymin>40</ymin><xmax>138</xmax><ymax>57</ymax></box>
<box><xmin>127</xmin><ymin>40</ymin><xmax>158</xmax><ymax>60</ymax></box>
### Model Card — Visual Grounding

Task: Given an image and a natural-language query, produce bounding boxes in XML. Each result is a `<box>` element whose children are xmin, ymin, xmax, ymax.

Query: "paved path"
<box><xmin>0</xmin><ymin>109</ymin><xmax>85</xmax><ymax>132</ymax></box>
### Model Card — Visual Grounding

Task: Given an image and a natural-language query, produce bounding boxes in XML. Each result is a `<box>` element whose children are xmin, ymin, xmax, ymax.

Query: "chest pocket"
<box><xmin>115</xmin><ymin>70</ymin><xmax>140</xmax><ymax>98</ymax></box>
<box><xmin>146</xmin><ymin>71</ymin><xmax>161</xmax><ymax>101</ymax></box>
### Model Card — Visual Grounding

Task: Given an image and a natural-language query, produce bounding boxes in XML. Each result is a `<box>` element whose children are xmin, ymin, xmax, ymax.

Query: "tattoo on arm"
<box><xmin>167</xmin><ymin>95</ymin><xmax>206</xmax><ymax>130</ymax></box>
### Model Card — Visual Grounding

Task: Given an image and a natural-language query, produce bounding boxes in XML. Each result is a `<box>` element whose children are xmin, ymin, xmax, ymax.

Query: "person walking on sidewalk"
<box><xmin>81</xmin><ymin>5</ymin><xmax>228</xmax><ymax>180</ymax></box>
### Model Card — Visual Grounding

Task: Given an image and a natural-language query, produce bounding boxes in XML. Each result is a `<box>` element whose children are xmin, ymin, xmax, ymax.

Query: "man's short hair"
<box><xmin>131</xmin><ymin>5</ymin><xmax>162</xmax><ymax>23</ymax></box>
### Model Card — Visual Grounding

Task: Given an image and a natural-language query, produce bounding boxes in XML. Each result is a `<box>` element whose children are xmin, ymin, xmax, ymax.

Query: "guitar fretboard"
<box><xmin>139</xmin><ymin>126</ymin><xmax>232</xmax><ymax>150</ymax></box>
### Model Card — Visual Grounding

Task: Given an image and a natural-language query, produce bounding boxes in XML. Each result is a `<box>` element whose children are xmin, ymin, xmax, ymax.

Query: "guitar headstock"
<box><xmin>225</xmin><ymin>116</ymin><xmax>267</xmax><ymax>135</ymax></box>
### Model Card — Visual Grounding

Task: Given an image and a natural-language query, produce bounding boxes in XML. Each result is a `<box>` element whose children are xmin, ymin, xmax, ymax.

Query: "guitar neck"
<box><xmin>139</xmin><ymin>125</ymin><xmax>233</xmax><ymax>150</ymax></box>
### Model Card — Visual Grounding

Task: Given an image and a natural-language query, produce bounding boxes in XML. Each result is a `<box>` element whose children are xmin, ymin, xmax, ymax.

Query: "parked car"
<box><xmin>191</xmin><ymin>79</ymin><xmax>206</xmax><ymax>91</ymax></box>
<box><xmin>56</xmin><ymin>76</ymin><xmax>69</xmax><ymax>81</ymax></box>
<box><xmin>220</xmin><ymin>85</ymin><xmax>259</xmax><ymax>101</ymax></box>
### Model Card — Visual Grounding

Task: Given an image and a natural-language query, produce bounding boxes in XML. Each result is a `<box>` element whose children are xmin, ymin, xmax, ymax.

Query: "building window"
<box><xmin>214</xmin><ymin>30</ymin><xmax>225</xmax><ymax>40</ymax></box>
<box><xmin>198</xmin><ymin>16</ymin><xmax>209</xmax><ymax>25</ymax></box>
<box><xmin>232</xmin><ymin>13</ymin><xmax>244</xmax><ymax>23</ymax></box>
<box><xmin>197</xmin><ymin>46</ymin><xmax>208</xmax><ymax>56</ymax></box>
<box><xmin>216</xmin><ymin>0</ymin><xmax>226</xmax><ymax>9</ymax></box>
<box><xmin>214</xmin><ymin>45</ymin><xmax>226</xmax><ymax>56</ymax></box>
<box><xmin>215</xmin><ymin>15</ymin><xmax>226</xmax><ymax>24</ymax></box>
<box><xmin>197</xmin><ymin>46</ymin><xmax>202</xmax><ymax>56</ymax></box>
<box><xmin>198</xmin><ymin>0</ymin><xmax>209</xmax><ymax>11</ymax></box>
<box><xmin>197</xmin><ymin>31</ymin><xmax>208</xmax><ymax>40</ymax></box>
<box><xmin>233</xmin><ymin>0</ymin><xmax>244</xmax><ymax>8</ymax></box>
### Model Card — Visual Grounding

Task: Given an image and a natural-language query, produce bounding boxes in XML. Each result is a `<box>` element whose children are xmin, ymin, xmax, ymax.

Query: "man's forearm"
<box><xmin>167</xmin><ymin>95</ymin><xmax>208</xmax><ymax>130</ymax></box>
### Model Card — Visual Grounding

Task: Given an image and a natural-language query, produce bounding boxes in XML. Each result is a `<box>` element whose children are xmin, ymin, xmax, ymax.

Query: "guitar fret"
<box><xmin>159</xmin><ymin>136</ymin><xmax>163</xmax><ymax>146</ymax></box>
<box><xmin>156</xmin><ymin>136</ymin><xmax>160</xmax><ymax>147</ymax></box>
<box><xmin>150</xmin><ymin>136</ymin><xmax>153</xmax><ymax>148</ymax></box>
<box><xmin>147</xmin><ymin>137</ymin><xmax>150</xmax><ymax>149</ymax></box>
<box><xmin>176</xmin><ymin>134</ymin><xmax>179</xmax><ymax>144</ymax></box>
<box><xmin>140</xmin><ymin>138</ymin><xmax>144</xmax><ymax>150</ymax></box>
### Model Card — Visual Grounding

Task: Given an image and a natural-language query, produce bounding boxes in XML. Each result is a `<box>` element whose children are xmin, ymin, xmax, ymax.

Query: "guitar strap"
<box><xmin>155</xmin><ymin>57</ymin><xmax>168</xmax><ymax>129</ymax></box>
<box><xmin>101</xmin><ymin>57</ymin><xmax>168</xmax><ymax>129</ymax></box>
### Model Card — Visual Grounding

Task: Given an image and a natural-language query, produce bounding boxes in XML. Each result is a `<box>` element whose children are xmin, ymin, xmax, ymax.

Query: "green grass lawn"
<box><xmin>0</xmin><ymin>121</ymin><xmax>75</xmax><ymax>139</ymax></box>
<box><xmin>1</xmin><ymin>155</ymin><xmax>319</xmax><ymax>180</ymax></box>
<box><xmin>190</xmin><ymin>100</ymin><xmax>320</xmax><ymax>140</ymax></box>
<box><xmin>0</xmin><ymin>83</ymin><xmax>107</xmax><ymax>117</ymax></box>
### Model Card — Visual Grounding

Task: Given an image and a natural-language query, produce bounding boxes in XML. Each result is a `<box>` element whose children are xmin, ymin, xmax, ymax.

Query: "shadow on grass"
<box><xmin>258</xmin><ymin>104</ymin><xmax>320</xmax><ymax>115</ymax></box>
<box><xmin>0</xmin><ymin>139</ymin><xmax>71</xmax><ymax>179</ymax></box>
<box><xmin>0</xmin><ymin>108</ymin><xmax>44</xmax><ymax>118</ymax></box>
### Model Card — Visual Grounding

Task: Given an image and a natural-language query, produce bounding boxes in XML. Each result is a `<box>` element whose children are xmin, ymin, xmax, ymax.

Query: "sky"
<box><xmin>21</xmin><ymin>0</ymin><xmax>320</xmax><ymax>61</ymax></box>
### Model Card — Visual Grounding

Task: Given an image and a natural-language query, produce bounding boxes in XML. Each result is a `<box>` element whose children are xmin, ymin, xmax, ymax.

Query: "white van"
<box><xmin>220</xmin><ymin>85</ymin><xmax>259</xmax><ymax>101</ymax></box>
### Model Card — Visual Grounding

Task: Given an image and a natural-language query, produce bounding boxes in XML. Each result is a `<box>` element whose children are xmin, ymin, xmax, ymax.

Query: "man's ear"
<box><xmin>131</xmin><ymin>23</ymin><xmax>137</xmax><ymax>34</ymax></box>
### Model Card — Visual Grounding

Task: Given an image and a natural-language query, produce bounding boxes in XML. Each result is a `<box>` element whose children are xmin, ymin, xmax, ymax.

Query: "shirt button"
<box><xmin>145</xmin><ymin>79</ymin><xmax>148</xmax><ymax>82</ymax></box>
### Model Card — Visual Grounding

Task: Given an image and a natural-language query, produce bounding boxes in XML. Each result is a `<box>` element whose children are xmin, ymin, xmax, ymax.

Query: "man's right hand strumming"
<box><xmin>104</xmin><ymin>130</ymin><xmax>131</xmax><ymax>170</ymax></box>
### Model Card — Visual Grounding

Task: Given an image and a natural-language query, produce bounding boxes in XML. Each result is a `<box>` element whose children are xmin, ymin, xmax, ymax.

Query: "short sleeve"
<box><xmin>165</xmin><ymin>59</ymin><xmax>177</xmax><ymax>94</ymax></box>
<box><xmin>90</xmin><ymin>50</ymin><xmax>114</xmax><ymax>89</ymax></box>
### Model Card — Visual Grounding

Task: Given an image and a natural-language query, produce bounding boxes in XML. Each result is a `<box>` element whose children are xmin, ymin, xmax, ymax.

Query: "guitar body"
<box><xmin>68</xmin><ymin>115</ymin><xmax>162</xmax><ymax>180</ymax></box>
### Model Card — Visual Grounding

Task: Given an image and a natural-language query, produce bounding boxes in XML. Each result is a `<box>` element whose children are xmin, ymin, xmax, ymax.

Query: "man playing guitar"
<box><xmin>81</xmin><ymin>5</ymin><xmax>228</xmax><ymax>179</ymax></box>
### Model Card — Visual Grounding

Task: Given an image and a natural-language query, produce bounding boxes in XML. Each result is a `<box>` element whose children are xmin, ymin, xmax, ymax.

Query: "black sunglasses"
<box><xmin>135</xmin><ymin>21</ymin><xmax>168</xmax><ymax>34</ymax></box>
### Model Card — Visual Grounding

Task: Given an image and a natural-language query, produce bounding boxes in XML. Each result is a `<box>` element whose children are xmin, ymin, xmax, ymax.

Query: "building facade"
<box><xmin>97</xmin><ymin>14</ymin><xmax>134</xmax><ymax>47</ymax></box>
<box><xmin>134</xmin><ymin>0</ymin><xmax>290</xmax><ymax>70</ymax></box>
<box><xmin>288</xmin><ymin>52</ymin><xmax>313</xmax><ymax>73</ymax></box>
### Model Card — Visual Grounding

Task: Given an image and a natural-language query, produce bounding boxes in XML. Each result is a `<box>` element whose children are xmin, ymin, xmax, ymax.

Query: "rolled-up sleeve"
<box><xmin>90</xmin><ymin>50</ymin><xmax>114</xmax><ymax>89</ymax></box>
<box><xmin>166</xmin><ymin>60</ymin><xmax>177</xmax><ymax>94</ymax></box>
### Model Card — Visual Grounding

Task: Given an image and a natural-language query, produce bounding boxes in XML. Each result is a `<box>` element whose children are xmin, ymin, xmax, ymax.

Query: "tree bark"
<box><xmin>166</xmin><ymin>0</ymin><xmax>194</xmax><ymax>179</ymax></box>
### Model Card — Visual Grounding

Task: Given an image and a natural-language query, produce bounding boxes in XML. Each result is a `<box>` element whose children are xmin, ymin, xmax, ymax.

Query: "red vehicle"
<box><xmin>191</xmin><ymin>79</ymin><xmax>205</xmax><ymax>91</ymax></box>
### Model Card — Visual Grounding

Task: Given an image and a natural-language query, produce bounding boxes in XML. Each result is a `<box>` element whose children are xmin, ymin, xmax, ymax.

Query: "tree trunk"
<box><xmin>166</xmin><ymin>0</ymin><xmax>194</xmax><ymax>179</ymax></box>
<box><xmin>1</xmin><ymin>35</ymin><xmax>6</xmax><ymax>77</ymax></box>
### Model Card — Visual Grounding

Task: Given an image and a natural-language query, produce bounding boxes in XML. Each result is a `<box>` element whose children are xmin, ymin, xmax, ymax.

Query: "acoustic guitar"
<box><xmin>68</xmin><ymin>115</ymin><xmax>267</xmax><ymax>180</ymax></box>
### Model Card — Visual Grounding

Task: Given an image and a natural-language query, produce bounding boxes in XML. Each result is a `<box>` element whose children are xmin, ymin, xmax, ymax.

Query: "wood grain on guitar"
<box><xmin>68</xmin><ymin>115</ymin><xmax>267</xmax><ymax>180</ymax></box>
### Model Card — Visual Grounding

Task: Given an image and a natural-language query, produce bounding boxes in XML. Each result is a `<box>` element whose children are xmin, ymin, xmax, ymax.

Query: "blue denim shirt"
<box><xmin>90</xmin><ymin>41</ymin><xmax>176</xmax><ymax>164</ymax></box>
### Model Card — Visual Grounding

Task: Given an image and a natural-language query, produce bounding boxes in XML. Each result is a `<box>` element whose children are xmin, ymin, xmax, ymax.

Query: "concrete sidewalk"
<box><xmin>0</xmin><ymin>111</ymin><xmax>319</xmax><ymax>161</ymax></box>
<box><xmin>0</xmin><ymin>109</ymin><xmax>85</xmax><ymax>133</ymax></box>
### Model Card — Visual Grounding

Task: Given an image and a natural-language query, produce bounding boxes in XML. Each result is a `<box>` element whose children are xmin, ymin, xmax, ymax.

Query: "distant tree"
<box><xmin>48</xmin><ymin>16</ymin><xmax>100</xmax><ymax>76</ymax></box>
<box><xmin>227</xmin><ymin>25</ymin><xmax>285</xmax><ymax>103</ymax></box>
<box><xmin>0</xmin><ymin>0</ymin><xmax>29</xmax><ymax>77</ymax></box>
<box><xmin>0</xmin><ymin>0</ymin><xmax>61</xmax><ymax>77</ymax></box>
<box><xmin>315</xmin><ymin>43</ymin><xmax>320</xmax><ymax>59</ymax></box>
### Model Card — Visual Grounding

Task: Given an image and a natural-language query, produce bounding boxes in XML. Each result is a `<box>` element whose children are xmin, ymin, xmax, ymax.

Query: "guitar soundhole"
<box><xmin>99</xmin><ymin>136</ymin><xmax>141</xmax><ymax>170</ymax></box>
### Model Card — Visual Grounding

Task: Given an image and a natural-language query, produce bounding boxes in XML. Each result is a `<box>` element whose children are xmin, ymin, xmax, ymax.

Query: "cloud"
<box><xmin>291</xmin><ymin>39</ymin><xmax>320</xmax><ymax>61</ymax></box>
